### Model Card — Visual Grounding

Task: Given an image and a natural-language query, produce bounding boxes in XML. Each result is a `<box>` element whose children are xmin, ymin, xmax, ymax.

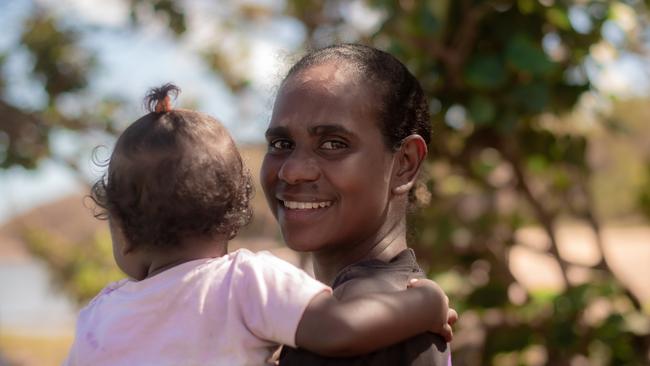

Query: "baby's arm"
<box><xmin>295</xmin><ymin>278</ymin><xmax>453</xmax><ymax>357</ymax></box>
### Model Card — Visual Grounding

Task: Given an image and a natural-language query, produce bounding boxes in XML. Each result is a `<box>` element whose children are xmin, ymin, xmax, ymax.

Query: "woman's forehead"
<box><xmin>292</xmin><ymin>61</ymin><xmax>353</xmax><ymax>85</ymax></box>
<box><xmin>277</xmin><ymin>65</ymin><xmax>379</xmax><ymax>110</ymax></box>
<box><xmin>269</xmin><ymin>61</ymin><xmax>384</xmax><ymax>133</ymax></box>
<box><xmin>282</xmin><ymin>60</ymin><xmax>367</xmax><ymax>93</ymax></box>
<box><xmin>272</xmin><ymin>81</ymin><xmax>378</xmax><ymax>126</ymax></box>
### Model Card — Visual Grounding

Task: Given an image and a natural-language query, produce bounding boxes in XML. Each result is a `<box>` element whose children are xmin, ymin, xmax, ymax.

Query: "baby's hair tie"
<box><xmin>155</xmin><ymin>95</ymin><xmax>172</xmax><ymax>113</ymax></box>
<box><xmin>144</xmin><ymin>83</ymin><xmax>181</xmax><ymax>114</ymax></box>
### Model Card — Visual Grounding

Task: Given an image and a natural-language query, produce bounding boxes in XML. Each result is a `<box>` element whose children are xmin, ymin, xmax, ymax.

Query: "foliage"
<box><xmin>23</xmin><ymin>227</ymin><xmax>122</xmax><ymax>305</ymax></box>
<box><xmin>1</xmin><ymin>13</ymin><xmax>88</xmax><ymax>169</ymax></box>
<box><xmin>4</xmin><ymin>0</ymin><xmax>650</xmax><ymax>364</ymax></box>
<box><xmin>336</xmin><ymin>1</ymin><xmax>650</xmax><ymax>364</ymax></box>
<box><xmin>639</xmin><ymin>164</ymin><xmax>650</xmax><ymax>221</ymax></box>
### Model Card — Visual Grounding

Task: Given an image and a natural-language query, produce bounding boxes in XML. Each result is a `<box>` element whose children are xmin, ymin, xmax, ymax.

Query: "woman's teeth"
<box><xmin>282</xmin><ymin>201</ymin><xmax>332</xmax><ymax>210</ymax></box>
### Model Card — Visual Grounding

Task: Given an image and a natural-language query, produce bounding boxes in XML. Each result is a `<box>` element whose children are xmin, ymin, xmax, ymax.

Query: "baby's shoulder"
<box><xmin>229</xmin><ymin>248</ymin><xmax>297</xmax><ymax>271</ymax></box>
<box><xmin>79</xmin><ymin>278</ymin><xmax>129</xmax><ymax>312</ymax></box>
<box><xmin>228</xmin><ymin>248</ymin><xmax>272</xmax><ymax>261</ymax></box>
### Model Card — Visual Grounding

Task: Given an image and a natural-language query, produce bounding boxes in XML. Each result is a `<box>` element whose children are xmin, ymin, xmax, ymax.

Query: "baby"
<box><xmin>64</xmin><ymin>84</ymin><xmax>454</xmax><ymax>365</ymax></box>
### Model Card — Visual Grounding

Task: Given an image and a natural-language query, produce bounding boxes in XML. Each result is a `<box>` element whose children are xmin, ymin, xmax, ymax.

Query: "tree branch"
<box><xmin>408</xmin><ymin>2</ymin><xmax>490</xmax><ymax>90</ymax></box>
<box><xmin>498</xmin><ymin>142</ymin><xmax>571</xmax><ymax>287</ymax></box>
<box><xmin>567</xmin><ymin>169</ymin><xmax>643</xmax><ymax>309</ymax></box>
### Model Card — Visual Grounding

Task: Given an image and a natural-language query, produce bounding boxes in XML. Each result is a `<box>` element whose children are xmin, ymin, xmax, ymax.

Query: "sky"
<box><xmin>0</xmin><ymin>0</ymin><xmax>308</xmax><ymax>223</ymax></box>
<box><xmin>1</xmin><ymin>0</ymin><xmax>650</xmax><ymax>224</ymax></box>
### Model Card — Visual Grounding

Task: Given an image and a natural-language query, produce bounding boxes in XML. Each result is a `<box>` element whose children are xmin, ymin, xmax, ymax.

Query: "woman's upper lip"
<box><xmin>276</xmin><ymin>194</ymin><xmax>334</xmax><ymax>202</ymax></box>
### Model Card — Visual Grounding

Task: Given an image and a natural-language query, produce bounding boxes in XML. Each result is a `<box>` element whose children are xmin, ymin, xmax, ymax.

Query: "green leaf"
<box><xmin>20</xmin><ymin>14</ymin><xmax>93</xmax><ymax>99</ymax></box>
<box><xmin>485</xmin><ymin>325</ymin><xmax>534</xmax><ymax>353</ymax></box>
<box><xmin>517</xmin><ymin>0</ymin><xmax>536</xmax><ymax>14</ymax></box>
<box><xmin>467</xmin><ymin>281</ymin><xmax>509</xmax><ymax>308</ymax></box>
<box><xmin>464</xmin><ymin>55</ymin><xmax>507</xmax><ymax>90</ymax></box>
<box><xmin>527</xmin><ymin>154</ymin><xmax>549</xmax><ymax>173</ymax></box>
<box><xmin>562</xmin><ymin>135</ymin><xmax>587</xmax><ymax>168</ymax></box>
<box><xmin>546</xmin><ymin>8</ymin><xmax>571</xmax><ymax>30</ymax></box>
<box><xmin>468</xmin><ymin>95</ymin><xmax>497</xmax><ymax>125</ymax></box>
<box><xmin>549</xmin><ymin>318</ymin><xmax>579</xmax><ymax>349</ymax></box>
<box><xmin>417</xmin><ymin>5</ymin><xmax>440</xmax><ymax>34</ymax></box>
<box><xmin>637</xmin><ymin>164</ymin><xmax>650</xmax><ymax>221</ymax></box>
<box><xmin>511</xmin><ymin>82</ymin><xmax>550</xmax><ymax>113</ymax></box>
<box><xmin>151</xmin><ymin>0</ymin><xmax>187</xmax><ymax>35</ymax></box>
<box><xmin>496</xmin><ymin>109</ymin><xmax>519</xmax><ymax>132</ymax></box>
<box><xmin>506</xmin><ymin>35</ymin><xmax>556</xmax><ymax>77</ymax></box>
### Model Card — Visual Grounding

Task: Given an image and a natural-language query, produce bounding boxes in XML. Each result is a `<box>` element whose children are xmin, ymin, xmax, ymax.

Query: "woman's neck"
<box><xmin>311</xmin><ymin>217</ymin><xmax>408</xmax><ymax>286</ymax></box>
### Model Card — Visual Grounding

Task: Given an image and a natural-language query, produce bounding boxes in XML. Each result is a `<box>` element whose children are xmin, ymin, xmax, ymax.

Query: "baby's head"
<box><xmin>91</xmin><ymin>84</ymin><xmax>252</xmax><ymax>260</ymax></box>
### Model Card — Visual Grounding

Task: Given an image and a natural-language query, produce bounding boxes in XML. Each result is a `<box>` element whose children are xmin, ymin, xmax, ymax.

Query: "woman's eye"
<box><xmin>320</xmin><ymin>140</ymin><xmax>347</xmax><ymax>150</ymax></box>
<box><xmin>269</xmin><ymin>139</ymin><xmax>293</xmax><ymax>150</ymax></box>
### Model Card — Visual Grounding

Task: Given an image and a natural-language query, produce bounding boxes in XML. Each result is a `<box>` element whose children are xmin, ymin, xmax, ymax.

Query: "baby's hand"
<box><xmin>408</xmin><ymin>278</ymin><xmax>457</xmax><ymax>343</ymax></box>
<box><xmin>443</xmin><ymin>307</ymin><xmax>458</xmax><ymax>342</ymax></box>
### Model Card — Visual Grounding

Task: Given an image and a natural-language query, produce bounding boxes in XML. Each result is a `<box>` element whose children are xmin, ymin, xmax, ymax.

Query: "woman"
<box><xmin>261</xmin><ymin>44</ymin><xmax>452</xmax><ymax>365</ymax></box>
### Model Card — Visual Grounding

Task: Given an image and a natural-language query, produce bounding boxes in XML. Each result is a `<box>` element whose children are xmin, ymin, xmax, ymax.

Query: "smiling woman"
<box><xmin>261</xmin><ymin>44</ymin><xmax>453</xmax><ymax>365</ymax></box>
<box><xmin>262</xmin><ymin>63</ymin><xmax>397</xmax><ymax>259</ymax></box>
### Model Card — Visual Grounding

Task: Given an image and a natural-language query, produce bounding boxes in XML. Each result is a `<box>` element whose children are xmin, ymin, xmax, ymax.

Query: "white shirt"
<box><xmin>64</xmin><ymin>249</ymin><xmax>330</xmax><ymax>366</ymax></box>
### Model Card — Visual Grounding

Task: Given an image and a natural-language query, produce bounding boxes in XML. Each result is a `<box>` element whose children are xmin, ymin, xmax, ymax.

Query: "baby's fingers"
<box><xmin>407</xmin><ymin>278</ymin><xmax>443</xmax><ymax>292</ymax></box>
<box><xmin>407</xmin><ymin>278</ymin><xmax>421</xmax><ymax>288</ymax></box>
<box><xmin>440</xmin><ymin>323</ymin><xmax>453</xmax><ymax>343</ymax></box>
<box><xmin>447</xmin><ymin>308</ymin><xmax>458</xmax><ymax>326</ymax></box>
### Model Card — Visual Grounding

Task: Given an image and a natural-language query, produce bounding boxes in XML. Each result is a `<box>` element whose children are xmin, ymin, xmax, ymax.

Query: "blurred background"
<box><xmin>1</xmin><ymin>0</ymin><xmax>649</xmax><ymax>365</ymax></box>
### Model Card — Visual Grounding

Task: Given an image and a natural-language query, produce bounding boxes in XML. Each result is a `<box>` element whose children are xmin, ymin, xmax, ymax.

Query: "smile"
<box><xmin>282</xmin><ymin>200</ymin><xmax>332</xmax><ymax>210</ymax></box>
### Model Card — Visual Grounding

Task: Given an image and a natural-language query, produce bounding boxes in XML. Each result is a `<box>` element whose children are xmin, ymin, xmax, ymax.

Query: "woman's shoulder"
<box><xmin>333</xmin><ymin>271</ymin><xmax>420</xmax><ymax>300</ymax></box>
<box><xmin>333</xmin><ymin>277</ymin><xmax>393</xmax><ymax>300</ymax></box>
<box><xmin>332</xmin><ymin>249</ymin><xmax>424</xmax><ymax>299</ymax></box>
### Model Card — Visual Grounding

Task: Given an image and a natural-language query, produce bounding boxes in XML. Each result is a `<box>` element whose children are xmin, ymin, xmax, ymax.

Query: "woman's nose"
<box><xmin>278</xmin><ymin>151</ymin><xmax>320</xmax><ymax>185</ymax></box>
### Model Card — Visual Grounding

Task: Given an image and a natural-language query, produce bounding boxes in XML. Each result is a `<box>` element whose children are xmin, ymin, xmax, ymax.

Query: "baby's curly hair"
<box><xmin>90</xmin><ymin>83</ymin><xmax>253</xmax><ymax>249</ymax></box>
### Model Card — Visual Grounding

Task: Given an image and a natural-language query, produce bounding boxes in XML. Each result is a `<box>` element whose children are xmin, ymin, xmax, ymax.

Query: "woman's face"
<box><xmin>261</xmin><ymin>62</ymin><xmax>399</xmax><ymax>254</ymax></box>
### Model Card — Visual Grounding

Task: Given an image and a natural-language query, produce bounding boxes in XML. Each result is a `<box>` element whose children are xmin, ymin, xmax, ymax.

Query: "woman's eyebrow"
<box><xmin>308</xmin><ymin>124</ymin><xmax>353</xmax><ymax>136</ymax></box>
<box><xmin>264</xmin><ymin>126</ymin><xmax>290</xmax><ymax>138</ymax></box>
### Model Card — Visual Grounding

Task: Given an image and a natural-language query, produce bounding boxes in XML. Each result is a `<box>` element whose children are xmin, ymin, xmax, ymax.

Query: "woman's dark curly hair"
<box><xmin>283</xmin><ymin>43</ymin><xmax>431</xmax><ymax>150</ymax></box>
<box><xmin>90</xmin><ymin>83</ymin><xmax>253</xmax><ymax>249</ymax></box>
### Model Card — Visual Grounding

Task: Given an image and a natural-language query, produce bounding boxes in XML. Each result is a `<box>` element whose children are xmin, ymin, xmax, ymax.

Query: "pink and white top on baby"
<box><xmin>63</xmin><ymin>249</ymin><xmax>330</xmax><ymax>366</ymax></box>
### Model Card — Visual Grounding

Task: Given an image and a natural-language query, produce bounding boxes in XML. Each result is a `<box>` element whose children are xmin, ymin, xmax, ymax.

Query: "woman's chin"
<box><xmin>281</xmin><ymin>232</ymin><xmax>326</xmax><ymax>253</ymax></box>
<box><xmin>283</xmin><ymin>239</ymin><xmax>323</xmax><ymax>253</ymax></box>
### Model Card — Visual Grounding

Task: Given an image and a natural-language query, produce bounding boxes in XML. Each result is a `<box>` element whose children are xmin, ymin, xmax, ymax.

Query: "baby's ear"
<box><xmin>109</xmin><ymin>217</ymin><xmax>135</xmax><ymax>255</ymax></box>
<box><xmin>121</xmin><ymin>239</ymin><xmax>136</xmax><ymax>255</ymax></box>
<box><xmin>391</xmin><ymin>135</ymin><xmax>427</xmax><ymax>196</ymax></box>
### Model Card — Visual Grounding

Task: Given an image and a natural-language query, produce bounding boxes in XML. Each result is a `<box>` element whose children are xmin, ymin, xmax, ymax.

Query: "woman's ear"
<box><xmin>391</xmin><ymin>135</ymin><xmax>427</xmax><ymax>195</ymax></box>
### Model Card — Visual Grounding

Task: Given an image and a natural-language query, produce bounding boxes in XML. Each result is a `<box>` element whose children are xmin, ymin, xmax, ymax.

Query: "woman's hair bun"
<box><xmin>144</xmin><ymin>83</ymin><xmax>181</xmax><ymax>113</ymax></box>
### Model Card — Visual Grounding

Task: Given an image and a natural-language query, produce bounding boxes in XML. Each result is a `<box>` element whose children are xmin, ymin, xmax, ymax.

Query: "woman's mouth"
<box><xmin>281</xmin><ymin>200</ymin><xmax>332</xmax><ymax>210</ymax></box>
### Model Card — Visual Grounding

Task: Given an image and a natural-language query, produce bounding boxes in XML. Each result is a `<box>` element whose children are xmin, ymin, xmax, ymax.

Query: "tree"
<box><xmin>4</xmin><ymin>0</ymin><xmax>650</xmax><ymax>364</ymax></box>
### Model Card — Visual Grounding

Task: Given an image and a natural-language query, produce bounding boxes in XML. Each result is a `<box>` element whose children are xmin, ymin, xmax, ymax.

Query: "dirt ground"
<box><xmin>0</xmin><ymin>221</ymin><xmax>647</xmax><ymax>365</ymax></box>
<box><xmin>511</xmin><ymin>224</ymin><xmax>650</xmax><ymax>307</ymax></box>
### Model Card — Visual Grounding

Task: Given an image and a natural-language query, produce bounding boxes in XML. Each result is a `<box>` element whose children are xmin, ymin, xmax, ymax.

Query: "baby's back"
<box><xmin>64</xmin><ymin>249</ymin><xmax>328</xmax><ymax>366</ymax></box>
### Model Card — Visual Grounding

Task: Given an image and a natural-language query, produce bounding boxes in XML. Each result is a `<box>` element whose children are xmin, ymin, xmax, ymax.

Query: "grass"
<box><xmin>0</xmin><ymin>330</ymin><xmax>73</xmax><ymax>366</ymax></box>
